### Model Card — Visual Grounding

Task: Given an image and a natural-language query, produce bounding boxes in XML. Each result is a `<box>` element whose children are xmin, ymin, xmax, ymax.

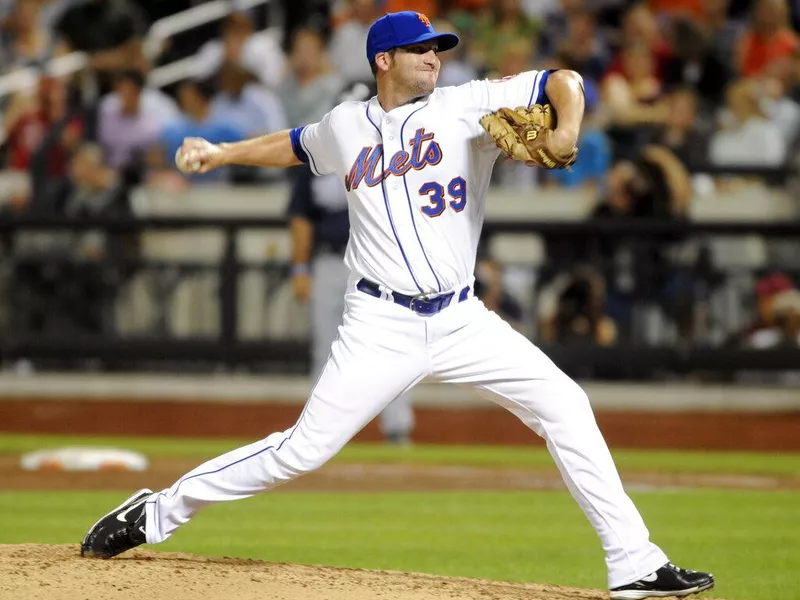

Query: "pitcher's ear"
<box><xmin>375</xmin><ymin>50</ymin><xmax>394</xmax><ymax>74</ymax></box>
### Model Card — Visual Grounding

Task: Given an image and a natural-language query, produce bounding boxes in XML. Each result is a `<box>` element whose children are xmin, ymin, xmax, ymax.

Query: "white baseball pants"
<box><xmin>144</xmin><ymin>285</ymin><xmax>668</xmax><ymax>588</ymax></box>
<box><xmin>312</xmin><ymin>252</ymin><xmax>414</xmax><ymax>440</ymax></box>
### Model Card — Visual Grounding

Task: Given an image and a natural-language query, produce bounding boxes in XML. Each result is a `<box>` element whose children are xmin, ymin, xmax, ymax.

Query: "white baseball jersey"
<box><xmin>293</xmin><ymin>70</ymin><xmax>550</xmax><ymax>295</ymax></box>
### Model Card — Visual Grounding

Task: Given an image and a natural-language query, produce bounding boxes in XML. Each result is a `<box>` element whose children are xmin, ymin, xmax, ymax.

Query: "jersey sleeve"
<box><xmin>449</xmin><ymin>69</ymin><xmax>553</xmax><ymax>139</ymax></box>
<box><xmin>469</xmin><ymin>69</ymin><xmax>551</xmax><ymax>112</ymax></box>
<box><xmin>290</xmin><ymin>109</ymin><xmax>337</xmax><ymax>176</ymax></box>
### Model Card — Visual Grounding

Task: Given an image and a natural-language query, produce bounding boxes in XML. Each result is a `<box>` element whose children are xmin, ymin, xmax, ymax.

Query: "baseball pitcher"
<box><xmin>81</xmin><ymin>12</ymin><xmax>714</xmax><ymax>600</ymax></box>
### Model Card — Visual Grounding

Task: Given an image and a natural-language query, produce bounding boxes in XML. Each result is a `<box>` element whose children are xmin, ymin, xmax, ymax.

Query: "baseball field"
<box><xmin>1</xmin><ymin>433</ymin><xmax>799</xmax><ymax>600</ymax></box>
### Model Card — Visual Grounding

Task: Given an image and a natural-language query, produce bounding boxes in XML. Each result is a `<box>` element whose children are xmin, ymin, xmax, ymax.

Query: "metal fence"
<box><xmin>1</xmin><ymin>215</ymin><xmax>799</xmax><ymax>381</ymax></box>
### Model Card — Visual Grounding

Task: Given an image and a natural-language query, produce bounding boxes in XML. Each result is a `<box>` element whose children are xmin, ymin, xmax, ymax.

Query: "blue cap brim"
<box><xmin>396</xmin><ymin>31</ymin><xmax>459</xmax><ymax>54</ymax></box>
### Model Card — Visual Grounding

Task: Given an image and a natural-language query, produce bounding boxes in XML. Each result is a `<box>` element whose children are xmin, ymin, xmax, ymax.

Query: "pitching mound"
<box><xmin>0</xmin><ymin>544</ymin><xmax>618</xmax><ymax>600</ymax></box>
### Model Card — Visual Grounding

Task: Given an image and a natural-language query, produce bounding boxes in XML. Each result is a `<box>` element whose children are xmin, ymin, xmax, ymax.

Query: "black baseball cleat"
<box><xmin>609</xmin><ymin>562</ymin><xmax>715</xmax><ymax>599</ymax></box>
<box><xmin>81</xmin><ymin>488</ymin><xmax>152</xmax><ymax>559</ymax></box>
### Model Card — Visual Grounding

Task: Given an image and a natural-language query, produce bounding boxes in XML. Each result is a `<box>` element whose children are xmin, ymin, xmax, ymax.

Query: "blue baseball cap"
<box><xmin>366</xmin><ymin>11</ymin><xmax>459</xmax><ymax>64</ymax></box>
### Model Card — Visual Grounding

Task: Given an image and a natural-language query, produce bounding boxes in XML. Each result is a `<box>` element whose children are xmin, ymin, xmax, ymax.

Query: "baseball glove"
<box><xmin>479</xmin><ymin>105</ymin><xmax>578</xmax><ymax>170</ymax></box>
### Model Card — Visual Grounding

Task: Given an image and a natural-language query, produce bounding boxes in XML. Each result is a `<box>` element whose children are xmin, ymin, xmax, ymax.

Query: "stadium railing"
<box><xmin>2</xmin><ymin>214</ymin><xmax>799</xmax><ymax>381</ymax></box>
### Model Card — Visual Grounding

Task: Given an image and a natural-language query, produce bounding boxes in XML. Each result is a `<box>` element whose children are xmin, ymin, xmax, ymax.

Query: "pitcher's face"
<box><xmin>385</xmin><ymin>41</ymin><xmax>440</xmax><ymax>96</ymax></box>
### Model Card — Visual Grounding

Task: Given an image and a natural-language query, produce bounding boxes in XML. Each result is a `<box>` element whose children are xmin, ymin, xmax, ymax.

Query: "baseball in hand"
<box><xmin>175</xmin><ymin>138</ymin><xmax>222</xmax><ymax>174</ymax></box>
<box><xmin>175</xmin><ymin>148</ymin><xmax>201</xmax><ymax>173</ymax></box>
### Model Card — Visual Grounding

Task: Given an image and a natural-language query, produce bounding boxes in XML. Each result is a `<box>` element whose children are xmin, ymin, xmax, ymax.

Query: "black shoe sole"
<box><xmin>80</xmin><ymin>488</ymin><xmax>152</xmax><ymax>558</ymax></box>
<box><xmin>609</xmin><ymin>580</ymin><xmax>715</xmax><ymax>599</ymax></box>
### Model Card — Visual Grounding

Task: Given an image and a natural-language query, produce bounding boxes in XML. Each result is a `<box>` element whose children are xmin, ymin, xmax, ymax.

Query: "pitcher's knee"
<box><xmin>558</xmin><ymin>382</ymin><xmax>595</xmax><ymax>418</ymax></box>
<box><xmin>571</xmin><ymin>384</ymin><xmax>591</xmax><ymax>407</ymax></box>
<box><xmin>267</xmin><ymin>437</ymin><xmax>340</xmax><ymax>480</ymax></box>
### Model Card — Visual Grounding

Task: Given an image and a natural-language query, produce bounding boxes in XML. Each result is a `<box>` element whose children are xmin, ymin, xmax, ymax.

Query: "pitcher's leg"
<box><xmin>314</xmin><ymin>256</ymin><xmax>414</xmax><ymax>445</ymax></box>
<box><xmin>430</xmin><ymin>300</ymin><xmax>667</xmax><ymax>589</ymax></box>
<box><xmin>144</xmin><ymin>297</ymin><xmax>427</xmax><ymax>545</ymax></box>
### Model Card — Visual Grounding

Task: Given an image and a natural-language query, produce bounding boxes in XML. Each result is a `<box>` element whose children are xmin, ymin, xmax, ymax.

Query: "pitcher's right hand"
<box><xmin>175</xmin><ymin>137</ymin><xmax>225</xmax><ymax>174</ymax></box>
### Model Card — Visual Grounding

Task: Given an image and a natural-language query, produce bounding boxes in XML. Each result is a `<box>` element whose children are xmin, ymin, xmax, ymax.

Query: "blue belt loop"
<box><xmin>356</xmin><ymin>278</ymin><xmax>470</xmax><ymax>315</ymax></box>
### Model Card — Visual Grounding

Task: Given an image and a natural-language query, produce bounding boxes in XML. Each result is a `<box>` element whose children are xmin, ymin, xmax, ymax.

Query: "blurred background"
<box><xmin>0</xmin><ymin>0</ymin><xmax>799</xmax><ymax>449</ymax></box>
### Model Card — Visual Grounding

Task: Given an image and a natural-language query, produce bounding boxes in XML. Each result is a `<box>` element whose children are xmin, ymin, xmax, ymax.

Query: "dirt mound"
<box><xmin>0</xmin><ymin>543</ymin><xmax>618</xmax><ymax>600</ymax></box>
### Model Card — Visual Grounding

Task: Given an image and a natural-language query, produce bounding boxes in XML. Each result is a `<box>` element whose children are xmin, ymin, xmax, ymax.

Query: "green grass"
<box><xmin>1</xmin><ymin>434</ymin><xmax>799</xmax><ymax>599</ymax></box>
<box><xmin>0</xmin><ymin>488</ymin><xmax>798</xmax><ymax>600</ymax></box>
<box><xmin>1</xmin><ymin>433</ymin><xmax>800</xmax><ymax>476</ymax></box>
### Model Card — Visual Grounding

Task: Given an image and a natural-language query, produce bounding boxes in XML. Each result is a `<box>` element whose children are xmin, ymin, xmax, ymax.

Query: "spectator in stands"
<box><xmin>703</xmin><ymin>0</ymin><xmax>746</xmax><ymax>74</ymax></box>
<box><xmin>98</xmin><ymin>68</ymin><xmax>180</xmax><ymax>127</ymax></box>
<box><xmin>553</xmin><ymin>7</ymin><xmax>611</xmax><ymax>83</ymax></box>
<box><xmin>709</xmin><ymin>78</ymin><xmax>787</xmax><ymax>167</ymax></box>
<box><xmin>539</xmin><ymin>159</ymin><xmax>636</xmax><ymax>326</ymax></box>
<box><xmin>159</xmin><ymin>79</ymin><xmax>246</xmax><ymax>183</ymax></box>
<box><xmin>280</xmin><ymin>25</ymin><xmax>343</xmax><ymax>128</ymax></box>
<box><xmin>592</xmin><ymin>149</ymin><xmax>692</xmax><ymax>241</ymax></box>
<box><xmin>97</xmin><ymin>70</ymin><xmax>164</xmax><ymax>172</ymax></box>
<box><xmin>194</xmin><ymin>11</ymin><xmax>286</xmax><ymax>91</ymax></box>
<box><xmin>756</xmin><ymin>56</ymin><xmax>800</xmax><ymax>145</ymax></box>
<box><xmin>603</xmin><ymin>42</ymin><xmax>669</xmax><ymax>127</ymax></box>
<box><xmin>605</xmin><ymin>3</ymin><xmax>671</xmax><ymax>80</ymax></box>
<box><xmin>53</xmin><ymin>0</ymin><xmax>148</xmax><ymax>94</ymax></box>
<box><xmin>55</xmin><ymin>141</ymin><xmax>134</xmax><ymax>225</ymax></box>
<box><xmin>629</xmin><ymin>145</ymin><xmax>693</xmax><ymax>219</ymax></box>
<box><xmin>3</xmin><ymin>76</ymin><xmax>83</xmax><ymax>211</ymax></box>
<box><xmin>594</xmin><ymin>160</ymin><xmax>639</xmax><ymax>220</ymax></box>
<box><xmin>588</xmin><ymin>146</ymin><xmax>693</xmax><ymax>336</ymax></box>
<box><xmin>3</xmin><ymin>79</ymin><xmax>60</xmax><ymax>176</ymax></box>
<box><xmin>212</xmin><ymin>62</ymin><xmax>287</xmax><ymax>137</ymax></box>
<box><xmin>737</xmin><ymin>0</ymin><xmax>798</xmax><ymax>78</ymax></box>
<box><xmin>602</xmin><ymin>41</ymin><xmax>670</xmax><ymax>159</ymax></box>
<box><xmin>648</xmin><ymin>86</ymin><xmax>712</xmax><ymax>169</ymax></box>
<box><xmin>328</xmin><ymin>0</ymin><xmax>378</xmax><ymax>85</ymax></box>
<box><xmin>536</xmin><ymin>0</ymin><xmax>583</xmax><ymax>58</ymax></box>
<box><xmin>539</xmin><ymin>266</ymin><xmax>618</xmax><ymax>346</ymax></box>
<box><xmin>733</xmin><ymin>272</ymin><xmax>799</xmax><ymax>348</ymax></box>
<box><xmin>0</xmin><ymin>0</ymin><xmax>51</xmax><ymax>71</ymax></box>
<box><xmin>662</xmin><ymin>16</ymin><xmax>732</xmax><ymax>109</ymax></box>
<box><xmin>468</xmin><ymin>0</ymin><xmax>540</xmax><ymax>76</ymax></box>
<box><xmin>211</xmin><ymin>61</ymin><xmax>287</xmax><ymax>183</ymax></box>
<box><xmin>546</xmin><ymin>78</ymin><xmax>612</xmax><ymax>189</ymax></box>
<box><xmin>434</xmin><ymin>19</ymin><xmax>476</xmax><ymax>87</ymax></box>
<box><xmin>11</xmin><ymin>142</ymin><xmax>135</xmax><ymax>338</ymax></box>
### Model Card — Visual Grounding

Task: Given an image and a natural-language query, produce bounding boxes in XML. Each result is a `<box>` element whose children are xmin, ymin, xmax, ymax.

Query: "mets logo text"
<box><xmin>416</xmin><ymin>13</ymin><xmax>431</xmax><ymax>27</ymax></box>
<box><xmin>345</xmin><ymin>128</ymin><xmax>442</xmax><ymax>191</ymax></box>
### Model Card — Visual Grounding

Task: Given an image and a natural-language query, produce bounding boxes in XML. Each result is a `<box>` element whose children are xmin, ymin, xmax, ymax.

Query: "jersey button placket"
<box><xmin>383</xmin><ymin>121</ymin><xmax>400</xmax><ymax>190</ymax></box>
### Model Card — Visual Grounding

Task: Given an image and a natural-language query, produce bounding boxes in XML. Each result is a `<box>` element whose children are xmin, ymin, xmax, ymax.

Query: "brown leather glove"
<box><xmin>479</xmin><ymin>104</ymin><xmax>578</xmax><ymax>170</ymax></box>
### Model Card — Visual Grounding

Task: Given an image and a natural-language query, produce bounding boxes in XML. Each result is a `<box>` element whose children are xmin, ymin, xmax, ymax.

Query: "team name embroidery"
<box><xmin>344</xmin><ymin>128</ymin><xmax>442</xmax><ymax>191</ymax></box>
<box><xmin>416</xmin><ymin>12</ymin><xmax>431</xmax><ymax>27</ymax></box>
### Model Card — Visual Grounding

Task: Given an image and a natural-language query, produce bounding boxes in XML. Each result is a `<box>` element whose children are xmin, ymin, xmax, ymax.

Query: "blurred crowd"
<box><xmin>5</xmin><ymin>0</ymin><xmax>800</xmax><ymax>199</ymax></box>
<box><xmin>0</xmin><ymin>0</ymin><xmax>798</xmax><ymax>363</ymax></box>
